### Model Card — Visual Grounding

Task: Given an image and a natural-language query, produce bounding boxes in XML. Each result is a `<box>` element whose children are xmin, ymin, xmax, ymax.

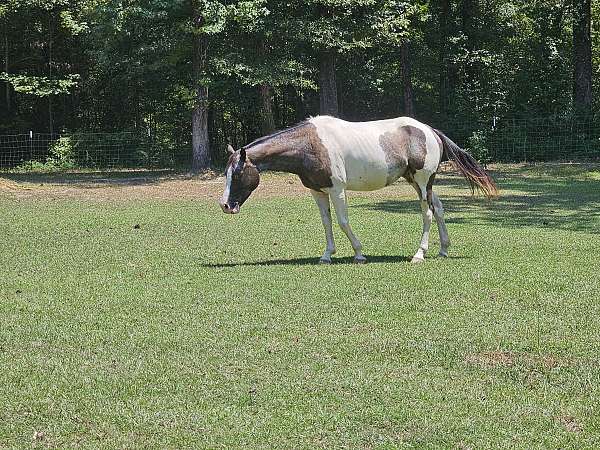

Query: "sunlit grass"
<box><xmin>1</xmin><ymin>164</ymin><xmax>599</xmax><ymax>448</ymax></box>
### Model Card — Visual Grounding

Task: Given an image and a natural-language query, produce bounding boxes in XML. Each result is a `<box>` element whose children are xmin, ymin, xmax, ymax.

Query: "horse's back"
<box><xmin>310</xmin><ymin>116</ymin><xmax>441</xmax><ymax>191</ymax></box>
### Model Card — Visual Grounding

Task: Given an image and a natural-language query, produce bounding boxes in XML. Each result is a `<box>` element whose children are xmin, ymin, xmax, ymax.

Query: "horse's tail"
<box><xmin>433</xmin><ymin>129</ymin><xmax>498</xmax><ymax>198</ymax></box>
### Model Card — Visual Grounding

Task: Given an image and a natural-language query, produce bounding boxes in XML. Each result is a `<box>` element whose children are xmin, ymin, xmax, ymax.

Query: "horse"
<box><xmin>219</xmin><ymin>115</ymin><xmax>497</xmax><ymax>264</ymax></box>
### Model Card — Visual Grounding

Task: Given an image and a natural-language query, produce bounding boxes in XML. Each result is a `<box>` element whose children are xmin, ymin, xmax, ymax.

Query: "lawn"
<box><xmin>1</xmin><ymin>163</ymin><xmax>599</xmax><ymax>448</ymax></box>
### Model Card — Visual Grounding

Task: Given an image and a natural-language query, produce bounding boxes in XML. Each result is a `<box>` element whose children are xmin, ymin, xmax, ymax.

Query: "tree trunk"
<box><xmin>49</xmin><ymin>97</ymin><xmax>54</xmax><ymax>135</ymax></box>
<box><xmin>191</xmin><ymin>80</ymin><xmax>210</xmax><ymax>173</ymax></box>
<box><xmin>461</xmin><ymin>0</ymin><xmax>477</xmax><ymax>50</ymax></box>
<box><xmin>573</xmin><ymin>0</ymin><xmax>592</xmax><ymax>114</ymax></box>
<box><xmin>4</xmin><ymin>31</ymin><xmax>9</xmax><ymax>114</ymax></box>
<box><xmin>401</xmin><ymin>41</ymin><xmax>415</xmax><ymax>117</ymax></box>
<box><xmin>438</xmin><ymin>0</ymin><xmax>451</xmax><ymax>121</ymax></box>
<box><xmin>48</xmin><ymin>14</ymin><xmax>54</xmax><ymax>134</ymax></box>
<box><xmin>257</xmin><ymin>39</ymin><xmax>275</xmax><ymax>135</ymax></box>
<box><xmin>191</xmin><ymin>6</ymin><xmax>210</xmax><ymax>173</ymax></box>
<box><xmin>318</xmin><ymin>50</ymin><xmax>339</xmax><ymax>116</ymax></box>
<box><xmin>258</xmin><ymin>84</ymin><xmax>275</xmax><ymax>135</ymax></box>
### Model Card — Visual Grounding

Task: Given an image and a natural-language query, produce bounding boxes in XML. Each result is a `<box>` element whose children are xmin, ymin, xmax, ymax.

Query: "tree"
<box><xmin>257</xmin><ymin>39</ymin><xmax>276</xmax><ymax>135</ymax></box>
<box><xmin>573</xmin><ymin>0</ymin><xmax>592</xmax><ymax>113</ymax></box>
<box><xmin>2</xmin><ymin>0</ymin><xmax>598</xmax><ymax>169</ymax></box>
<box><xmin>2</xmin><ymin>18</ymin><xmax>10</xmax><ymax>119</ymax></box>
<box><xmin>318</xmin><ymin>49</ymin><xmax>339</xmax><ymax>116</ymax></box>
<box><xmin>191</xmin><ymin>1</ymin><xmax>212</xmax><ymax>173</ymax></box>
<box><xmin>287</xmin><ymin>0</ymin><xmax>381</xmax><ymax>117</ymax></box>
<box><xmin>0</xmin><ymin>0</ymin><xmax>86</xmax><ymax>133</ymax></box>
<box><xmin>372</xmin><ymin>0</ymin><xmax>426</xmax><ymax>117</ymax></box>
<box><xmin>436</xmin><ymin>0</ymin><xmax>455</xmax><ymax>122</ymax></box>
<box><xmin>400</xmin><ymin>40</ymin><xmax>415</xmax><ymax>116</ymax></box>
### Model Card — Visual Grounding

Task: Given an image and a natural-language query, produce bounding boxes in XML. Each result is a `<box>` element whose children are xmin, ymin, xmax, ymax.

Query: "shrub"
<box><xmin>466</xmin><ymin>130</ymin><xmax>491</xmax><ymax>166</ymax></box>
<box><xmin>47</xmin><ymin>136</ymin><xmax>76</xmax><ymax>169</ymax></box>
<box><xmin>15</xmin><ymin>136</ymin><xmax>76</xmax><ymax>172</ymax></box>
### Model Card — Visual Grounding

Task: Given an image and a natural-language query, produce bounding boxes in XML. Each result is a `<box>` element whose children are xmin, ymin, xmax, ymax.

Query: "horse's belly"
<box><xmin>344</xmin><ymin>155</ymin><xmax>389</xmax><ymax>191</ymax></box>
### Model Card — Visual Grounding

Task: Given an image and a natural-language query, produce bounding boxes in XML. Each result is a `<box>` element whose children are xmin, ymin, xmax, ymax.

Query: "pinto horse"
<box><xmin>219</xmin><ymin>116</ymin><xmax>497</xmax><ymax>264</ymax></box>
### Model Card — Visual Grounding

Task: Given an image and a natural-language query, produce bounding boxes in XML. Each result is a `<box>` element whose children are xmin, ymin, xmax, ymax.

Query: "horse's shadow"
<box><xmin>202</xmin><ymin>254</ymin><xmax>470</xmax><ymax>268</ymax></box>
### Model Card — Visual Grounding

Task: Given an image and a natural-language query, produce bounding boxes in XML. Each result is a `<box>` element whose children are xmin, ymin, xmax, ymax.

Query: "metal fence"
<box><xmin>1</xmin><ymin>115</ymin><xmax>599</xmax><ymax>171</ymax></box>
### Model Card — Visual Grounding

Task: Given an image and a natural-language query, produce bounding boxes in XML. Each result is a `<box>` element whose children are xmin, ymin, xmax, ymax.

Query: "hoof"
<box><xmin>319</xmin><ymin>258</ymin><xmax>332</xmax><ymax>265</ymax></box>
<box><xmin>411</xmin><ymin>256</ymin><xmax>425</xmax><ymax>264</ymax></box>
<box><xmin>353</xmin><ymin>256</ymin><xmax>367</xmax><ymax>264</ymax></box>
<box><xmin>438</xmin><ymin>251</ymin><xmax>448</xmax><ymax>258</ymax></box>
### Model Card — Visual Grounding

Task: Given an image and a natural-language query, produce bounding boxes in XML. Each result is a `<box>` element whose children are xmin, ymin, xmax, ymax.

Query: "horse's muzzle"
<box><xmin>219</xmin><ymin>201</ymin><xmax>240</xmax><ymax>214</ymax></box>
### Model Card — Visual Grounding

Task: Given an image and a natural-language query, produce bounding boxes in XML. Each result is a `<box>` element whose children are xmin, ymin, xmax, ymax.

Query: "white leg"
<box><xmin>412</xmin><ymin>198</ymin><xmax>433</xmax><ymax>263</ymax></box>
<box><xmin>432</xmin><ymin>192</ymin><xmax>450</xmax><ymax>257</ymax></box>
<box><xmin>329</xmin><ymin>187</ymin><xmax>366</xmax><ymax>263</ymax></box>
<box><xmin>311</xmin><ymin>190</ymin><xmax>336</xmax><ymax>263</ymax></box>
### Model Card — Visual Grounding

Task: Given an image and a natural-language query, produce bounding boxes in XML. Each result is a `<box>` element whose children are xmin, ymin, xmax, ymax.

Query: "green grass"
<box><xmin>1</xmin><ymin>164</ymin><xmax>600</xmax><ymax>448</ymax></box>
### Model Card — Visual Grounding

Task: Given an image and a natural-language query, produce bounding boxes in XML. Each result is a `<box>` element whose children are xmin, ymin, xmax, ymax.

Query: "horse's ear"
<box><xmin>240</xmin><ymin>148</ymin><xmax>246</xmax><ymax>162</ymax></box>
<box><xmin>226</xmin><ymin>144</ymin><xmax>234</xmax><ymax>154</ymax></box>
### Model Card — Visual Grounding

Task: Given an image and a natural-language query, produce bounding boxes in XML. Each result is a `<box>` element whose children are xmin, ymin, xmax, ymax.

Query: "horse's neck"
<box><xmin>247</xmin><ymin>137</ymin><xmax>307</xmax><ymax>175</ymax></box>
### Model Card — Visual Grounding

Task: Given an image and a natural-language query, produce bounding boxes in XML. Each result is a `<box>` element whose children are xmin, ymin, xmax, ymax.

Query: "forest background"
<box><xmin>0</xmin><ymin>0</ymin><xmax>597</xmax><ymax>170</ymax></box>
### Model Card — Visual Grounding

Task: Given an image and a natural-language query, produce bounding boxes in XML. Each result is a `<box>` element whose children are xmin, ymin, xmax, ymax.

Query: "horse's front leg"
<box><xmin>328</xmin><ymin>187</ymin><xmax>366</xmax><ymax>264</ymax></box>
<box><xmin>310</xmin><ymin>190</ymin><xmax>336</xmax><ymax>264</ymax></box>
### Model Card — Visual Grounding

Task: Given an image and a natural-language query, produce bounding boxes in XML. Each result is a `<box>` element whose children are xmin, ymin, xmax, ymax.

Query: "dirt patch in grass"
<box><xmin>465</xmin><ymin>351</ymin><xmax>516</xmax><ymax>367</ymax></box>
<box><xmin>557</xmin><ymin>415</ymin><xmax>582</xmax><ymax>433</ymax></box>
<box><xmin>465</xmin><ymin>351</ymin><xmax>566</xmax><ymax>370</ymax></box>
<box><xmin>0</xmin><ymin>171</ymin><xmax>300</xmax><ymax>201</ymax></box>
<box><xmin>0</xmin><ymin>178</ymin><xmax>25</xmax><ymax>192</ymax></box>
<box><xmin>0</xmin><ymin>170</ymin><xmax>422</xmax><ymax>202</ymax></box>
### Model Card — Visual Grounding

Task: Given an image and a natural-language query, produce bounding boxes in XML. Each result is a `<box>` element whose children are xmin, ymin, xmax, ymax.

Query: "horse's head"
<box><xmin>219</xmin><ymin>145</ymin><xmax>260</xmax><ymax>214</ymax></box>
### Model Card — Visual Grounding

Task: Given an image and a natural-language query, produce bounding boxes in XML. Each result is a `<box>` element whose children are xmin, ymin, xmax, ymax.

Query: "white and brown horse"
<box><xmin>219</xmin><ymin>116</ymin><xmax>497</xmax><ymax>264</ymax></box>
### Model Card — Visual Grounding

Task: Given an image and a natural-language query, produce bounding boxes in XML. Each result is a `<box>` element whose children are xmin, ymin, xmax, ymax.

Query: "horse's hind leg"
<box><xmin>432</xmin><ymin>192</ymin><xmax>450</xmax><ymax>257</ymax></box>
<box><xmin>311</xmin><ymin>189</ymin><xmax>336</xmax><ymax>264</ymax></box>
<box><xmin>412</xmin><ymin>197</ymin><xmax>434</xmax><ymax>263</ymax></box>
<box><xmin>410</xmin><ymin>175</ymin><xmax>435</xmax><ymax>263</ymax></box>
<box><xmin>328</xmin><ymin>186</ymin><xmax>366</xmax><ymax>264</ymax></box>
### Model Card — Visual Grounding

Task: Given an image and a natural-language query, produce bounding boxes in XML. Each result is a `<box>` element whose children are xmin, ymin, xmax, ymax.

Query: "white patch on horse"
<box><xmin>311</xmin><ymin>116</ymin><xmax>390</xmax><ymax>191</ymax></box>
<box><xmin>311</xmin><ymin>116</ymin><xmax>442</xmax><ymax>192</ymax></box>
<box><xmin>222</xmin><ymin>166</ymin><xmax>233</xmax><ymax>205</ymax></box>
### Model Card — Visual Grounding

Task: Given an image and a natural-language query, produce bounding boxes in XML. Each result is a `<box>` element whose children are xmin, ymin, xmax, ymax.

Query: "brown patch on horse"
<box><xmin>379</xmin><ymin>125</ymin><xmax>427</xmax><ymax>185</ymax></box>
<box><xmin>298</xmin><ymin>124</ymin><xmax>333</xmax><ymax>191</ymax></box>
<box><xmin>248</xmin><ymin>123</ymin><xmax>333</xmax><ymax>192</ymax></box>
<box><xmin>238</xmin><ymin>162</ymin><xmax>260</xmax><ymax>193</ymax></box>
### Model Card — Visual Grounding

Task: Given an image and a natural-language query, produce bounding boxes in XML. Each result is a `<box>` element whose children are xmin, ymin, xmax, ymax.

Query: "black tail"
<box><xmin>433</xmin><ymin>129</ymin><xmax>498</xmax><ymax>198</ymax></box>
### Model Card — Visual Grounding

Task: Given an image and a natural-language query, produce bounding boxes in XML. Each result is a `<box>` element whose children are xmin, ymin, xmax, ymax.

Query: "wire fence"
<box><xmin>1</xmin><ymin>115</ymin><xmax>599</xmax><ymax>171</ymax></box>
<box><xmin>445</xmin><ymin>114</ymin><xmax>600</xmax><ymax>163</ymax></box>
<box><xmin>0</xmin><ymin>132</ymin><xmax>181</xmax><ymax>171</ymax></box>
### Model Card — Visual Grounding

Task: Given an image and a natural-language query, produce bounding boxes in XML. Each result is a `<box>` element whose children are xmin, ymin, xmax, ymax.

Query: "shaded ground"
<box><xmin>2</xmin><ymin>163</ymin><xmax>599</xmax><ymax>234</ymax></box>
<box><xmin>359</xmin><ymin>165</ymin><xmax>600</xmax><ymax>233</ymax></box>
<box><xmin>1</xmin><ymin>162</ymin><xmax>597</xmax><ymax>198</ymax></box>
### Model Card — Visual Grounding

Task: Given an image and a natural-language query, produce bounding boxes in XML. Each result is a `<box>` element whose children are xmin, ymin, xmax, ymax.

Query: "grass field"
<box><xmin>1</xmin><ymin>163</ymin><xmax>599</xmax><ymax>448</ymax></box>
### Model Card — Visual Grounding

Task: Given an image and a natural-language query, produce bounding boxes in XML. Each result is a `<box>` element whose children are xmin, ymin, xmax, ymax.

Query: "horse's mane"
<box><xmin>242</xmin><ymin>120</ymin><xmax>309</xmax><ymax>150</ymax></box>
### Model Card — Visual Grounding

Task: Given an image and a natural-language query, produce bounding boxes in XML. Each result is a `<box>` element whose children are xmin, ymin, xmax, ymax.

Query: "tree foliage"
<box><xmin>0</xmin><ymin>0</ymin><xmax>596</xmax><ymax>165</ymax></box>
